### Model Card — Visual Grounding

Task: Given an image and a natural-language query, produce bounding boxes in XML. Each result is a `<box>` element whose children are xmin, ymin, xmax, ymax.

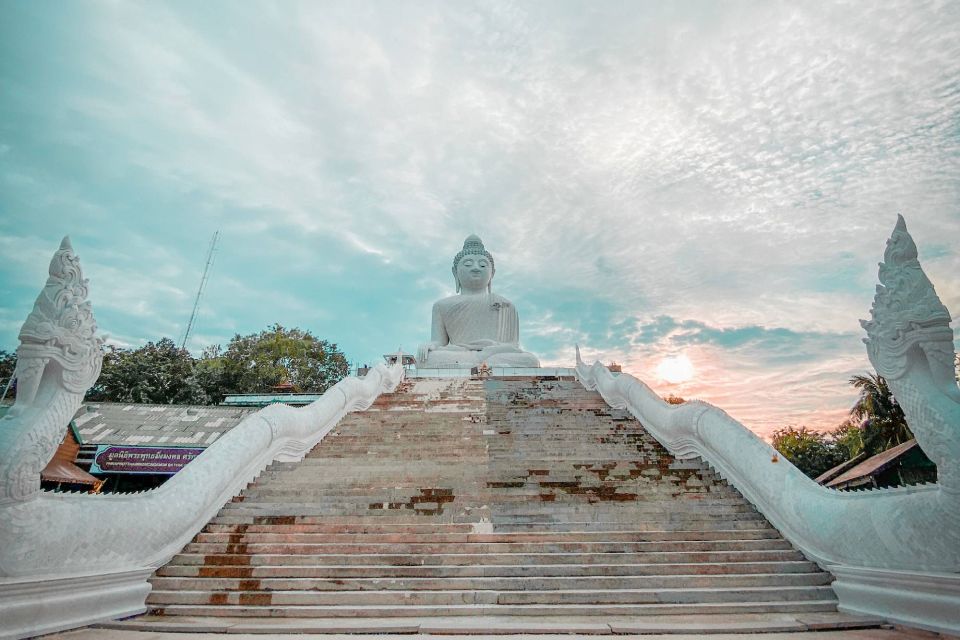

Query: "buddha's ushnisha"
<box><xmin>416</xmin><ymin>235</ymin><xmax>540</xmax><ymax>369</ymax></box>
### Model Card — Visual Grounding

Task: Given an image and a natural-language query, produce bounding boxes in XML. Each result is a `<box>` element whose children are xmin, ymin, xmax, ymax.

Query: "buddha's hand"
<box><xmin>417</xmin><ymin>342</ymin><xmax>437</xmax><ymax>365</ymax></box>
<box><xmin>462</xmin><ymin>339</ymin><xmax>498</xmax><ymax>349</ymax></box>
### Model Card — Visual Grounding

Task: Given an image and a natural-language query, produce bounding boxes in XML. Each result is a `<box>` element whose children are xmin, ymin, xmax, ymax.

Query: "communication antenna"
<box><xmin>180</xmin><ymin>230</ymin><xmax>220</xmax><ymax>351</ymax></box>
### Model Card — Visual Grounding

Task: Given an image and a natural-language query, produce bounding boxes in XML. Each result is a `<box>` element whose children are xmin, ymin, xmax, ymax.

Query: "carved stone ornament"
<box><xmin>0</xmin><ymin>236</ymin><xmax>104</xmax><ymax>504</ymax></box>
<box><xmin>860</xmin><ymin>215</ymin><xmax>960</xmax><ymax>489</ymax></box>
<box><xmin>573</xmin><ymin>215</ymin><xmax>960</xmax><ymax>633</ymax></box>
<box><xmin>860</xmin><ymin>214</ymin><xmax>954</xmax><ymax>384</ymax></box>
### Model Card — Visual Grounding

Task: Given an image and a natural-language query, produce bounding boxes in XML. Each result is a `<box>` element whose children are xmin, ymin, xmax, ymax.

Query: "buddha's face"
<box><xmin>456</xmin><ymin>254</ymin><xmax>493</xmax><ymax>293</ymax></box>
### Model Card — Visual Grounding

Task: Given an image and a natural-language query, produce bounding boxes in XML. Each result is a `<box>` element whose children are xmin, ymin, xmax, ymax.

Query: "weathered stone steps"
<box><xmin>182</xmin><ymin>540</ymin><xmax>794</xmax><ymax>555</ymax></box>
<box><xmin>151</xmin><ymin>572</ymin><xmax>832</xmax><ymax>592</ymax></box>
<box><xmin>149</xmin><ymin>584</ymin><xmax>835</xmax><ymax>606</ymax></box>
<box><xmin>193</xmin><ymin>529</ymin><xmax>781</xmax><ymax>543</ymax></box>
<box><xmin>161</xmin><ymin>549</ymin><xmax>810</xmax><ymax>569</ymax></box>
<box><xmin>157</xmin><ymin>560</ymin><xmax>821</xmax><ymax>577</ymax></box>
<box><xmin>146</xmin><ymin>378</ymin><xmax>837</xmax><ymax>624</ymax></box>
<box><xmin>220</xmin><ymin>501</ymin><xmax>761</xmax><ymax>512</ymax></box>
<box><xmin>147</xmin><ymin>600</ymin><xmax>839</xmax><ymax>618</ymax></box>
<box><xmin>206</xmin><ymin>516</ymin><xmax>772</xmax><ymax>531</ymax></box>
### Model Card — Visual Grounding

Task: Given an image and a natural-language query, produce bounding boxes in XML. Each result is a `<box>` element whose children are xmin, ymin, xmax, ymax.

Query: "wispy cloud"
<box><xmin>0</xmin><ymin>0</ymin><xmax>957</xmax><ymax>437</ymax></box>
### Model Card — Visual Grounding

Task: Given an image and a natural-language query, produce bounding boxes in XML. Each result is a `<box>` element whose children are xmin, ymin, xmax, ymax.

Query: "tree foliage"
<box><xmin>0</xmin><ymin>349</ymin><xmax>16</xmax><ymax>398</ymax></box>
<box><xmin>772</xmin><ymin>370</ymin><xmax>924</xmax><ymax>481</ymax></box>
<box><xmin>771</xmin><ymin>426</ymin><xmax>846</xmax><ymax>479</ymax></box>
<box><xmin>87</xmin><ymin>338</ymin><xmax>206</xmax><ymax>404</ymax></box>
<box><xmin>829</xmin><ymin>420</ymin><xmax>865</xmax><ymax>460</ymax></box>
<box><xmin>82</xmin><ymin>326</ymin><xmax>349</xmax><ymax>405</ymax></box>
<box><xmin>213</xmin><ymin>324</ymin><xmax>348</xmax><ymax>399</ymax></box>
<box><xmin>848</xmin><ymin>373</ymin><xmax>912</xmax><ymax>455</ymax></box>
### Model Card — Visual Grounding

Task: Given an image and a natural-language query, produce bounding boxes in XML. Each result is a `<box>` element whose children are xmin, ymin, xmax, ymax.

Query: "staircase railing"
<box><xmin>0</xmin><ymin>238</ymin><xmax>405</xmax><ymax>640</ymax></box>
<box><xmin>574</xmin><ymin>216</ymin><xmax>960</xmax><ymax>635</ymax></box>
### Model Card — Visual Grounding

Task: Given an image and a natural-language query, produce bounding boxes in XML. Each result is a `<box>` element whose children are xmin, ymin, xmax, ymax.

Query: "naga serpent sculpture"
<box><xmin>575</xmin><ymin>216</ymin><xmax>960</xmax><ymax>573</ymax></box>
<box><xmin>0</xmin><ymin>237</ymin><xmax>104</xmax><ymax>506</ymax></box>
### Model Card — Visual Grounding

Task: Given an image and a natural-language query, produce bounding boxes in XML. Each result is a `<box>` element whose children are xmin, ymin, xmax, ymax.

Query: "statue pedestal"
<box><xmin>418</xmin><ymin>349</ymin><xmax>540</xmax><ymax>370</ymax></box>
<box><xmin>409</xmin><ymin>366</ymin><xmax>576</xmax><ymax>379</ymax></box>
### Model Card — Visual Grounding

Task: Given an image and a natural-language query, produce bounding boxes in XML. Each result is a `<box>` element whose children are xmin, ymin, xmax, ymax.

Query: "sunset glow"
<box><xmin>656</xmin><ymin>355</ymin><xmax>695</xmax><ymax>385</ymax></box>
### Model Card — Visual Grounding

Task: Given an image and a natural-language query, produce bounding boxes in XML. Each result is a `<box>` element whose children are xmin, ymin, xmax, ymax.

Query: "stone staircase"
<box><xmin>146</xmin><ymin>377</ymin><xmax>838</xmax><ymax>621</ymax></box>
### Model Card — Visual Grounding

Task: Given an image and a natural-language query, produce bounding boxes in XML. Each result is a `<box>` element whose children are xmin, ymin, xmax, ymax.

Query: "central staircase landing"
<box><xmin>111</xmin><ymin>377</ymin><xmax>884</xmax><ymax>634</ymax></box>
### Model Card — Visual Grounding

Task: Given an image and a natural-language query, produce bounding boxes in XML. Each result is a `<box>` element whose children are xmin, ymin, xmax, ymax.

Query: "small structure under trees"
<box><xmin>817</xmin><ymin>439</ymin><xmax>936</xmax><ymax>490</ymax></box>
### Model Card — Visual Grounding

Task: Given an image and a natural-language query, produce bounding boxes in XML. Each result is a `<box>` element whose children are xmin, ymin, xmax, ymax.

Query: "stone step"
<box><xmin>228</xmin><ymin>496</ymin><xmax>747</xmax><ymax>508</ymax></box>
<box><xmin>150</xmin><ymin>572</ymin><xmax>832</xmax><ymax>592</ymax></box>
<box><xmin>481</xmin><ymin>511</ymin><xmax>765</xmax><ymax>522</ymax></box>
<box><xmin>181</xmin><ymin>539</ymin><xmax>794</xmax><ymax>555</ymax></box>
<box><xmin>157</xmin><ymin>559</ymin><xmax>821</xmax><ymax>578</ymax></box>
<box><xmin>281</xmin><ymin>456</ymin><xmax>722</xmax><ymax>466</ymax></box>
<box><xmin>238</xmin><ymin>485</ymin><xmax>739</xmax><ymax>495</ymax></box>
<box><xmin>203</xmin><ymin>523</ymin><xmax>480</xmax><ymax>534</ymax></box>
<box><xmin>217</xmin><ymin>504</ymin><xmax>764</xmax><ymax>517</ymax></box>
<box><xmin>148</xmin><ymin>599</ymin><xmax>839</xmax><ymax>617</ymax></box>
<box><xmin>102</xmin><ymin>611</ymin><xmax>887</xmax><ymax>634</ymax></box>
<box><xmin>163</xmin><ymin>549</ymin><xmax>807</xmax><ymax>569</ymax></box>
<box><xmin>205</xmin><ymin>516</ymin><xmax>771</xmax><ymax>531</ymax></box>
<box><xmin>194</xmin><ymin>529</ymin><xmax>780</xmax><ymax>543</ymax></box>
<box><xmin>147</xmin><ymin>584</ymin><xmax>836</xmax><ymax>606</ymax></box>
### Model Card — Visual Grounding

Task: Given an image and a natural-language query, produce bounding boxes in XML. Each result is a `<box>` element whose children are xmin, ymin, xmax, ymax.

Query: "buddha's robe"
<box><xmin>418</xmin><ymin>293</ymin><xmax>540</xmax><ymax>369</ymax></box>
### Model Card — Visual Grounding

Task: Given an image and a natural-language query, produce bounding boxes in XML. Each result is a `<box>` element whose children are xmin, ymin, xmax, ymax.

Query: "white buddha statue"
<box><xmin>416</xmin><ymin>235</ymin><xmax>540</xmax><ymax>369</ymax></box>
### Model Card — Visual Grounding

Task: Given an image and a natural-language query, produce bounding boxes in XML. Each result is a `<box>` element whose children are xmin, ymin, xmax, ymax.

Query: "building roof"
<box><xmin>41</xmin><ymin>457</ymin><xmax>103</xmax><ymax>488</ymax></box>
<box><xmin>41</xmin><ymin>426</ymin><xmax>104</xmax><ymax>489</ymax></box>
<box><xmin>825</xmin><ymin>439</ymin><xmax>919</xmax><ymax>488</ymax></box>
<box><xmin>814</xmin><ymin>452</ymin><xmax>869</xmax><ymax>484</ymax></box>
<box><xmin>222</xmin><ymin>394</ymin><xmax>324</xmax><ymax>407</ymax></box>
<box><xmin>72</xmin><ymin>403</ymin><xmax>257</xmax><ymax>447</ymax></box>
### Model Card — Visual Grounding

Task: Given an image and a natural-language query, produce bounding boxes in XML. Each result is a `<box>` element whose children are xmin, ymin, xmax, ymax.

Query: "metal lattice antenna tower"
<box><xmin>180</xmin><ymin>230</ymin><xmax>220</xmax><ymax>351</ymax></box>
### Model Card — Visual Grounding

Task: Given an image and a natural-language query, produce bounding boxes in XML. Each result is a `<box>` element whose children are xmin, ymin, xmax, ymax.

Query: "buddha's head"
<box><xmin>452</xmin><ymin>234</ymin><xmax>495</xmax><ymax>294</ymax></box>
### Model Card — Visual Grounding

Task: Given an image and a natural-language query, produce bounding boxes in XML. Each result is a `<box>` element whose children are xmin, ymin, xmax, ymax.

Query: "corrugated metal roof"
<box><xmin>72</xmin><ymin>403</ymin><xmax>257</xmax><ymax>447</ymax></box>
<box><xmin>814</xmin><ymin>452</ymin><xmax>869</xmax><ymax>484</ymax></box>
<box><xmin>825</xmin><ymin>439</ymin><xmax>918</xmax><ymax>488</ymax></box>
<box><xmin>42</xmin><ymin>457</ymin><xmax>103</xmax><ymax>487</ymax></box>
<box><xmin>222</xmin><ymin>394</ymin><xmax>323</xmax><ymax>407</ymax></box>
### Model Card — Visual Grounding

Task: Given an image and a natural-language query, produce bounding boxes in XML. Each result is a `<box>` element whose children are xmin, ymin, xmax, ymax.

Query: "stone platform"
<box><xmin>118</xmin><ymin>377</ymin><xmax>880</xmax><ymax>634</ymax></box>
<box><xmin>97</xmin><ymin>612</ymin><xmax>894</xmax><ymax>636</ymax></box>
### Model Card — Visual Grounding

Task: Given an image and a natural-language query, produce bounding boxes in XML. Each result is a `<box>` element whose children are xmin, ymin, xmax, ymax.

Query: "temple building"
<box><xmin>63</xmin><ymin>402</ymin><xmax>256</xmax><ymax>492</ymax></box>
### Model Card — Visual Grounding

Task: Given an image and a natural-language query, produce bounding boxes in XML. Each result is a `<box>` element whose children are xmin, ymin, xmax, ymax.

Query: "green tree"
<box><xmin>87</xmin><ymin>338</ymin><xmax>207</xmax><ymax>404</ymax></box>
<box><xmin>217</xmin><ymin>324</ymin><xmax>349</xmax><ymax>395</ymax></box>
<box><xmin>771</xmin><ymin>426</ymin><xmax>846</xmax><ymax>479</ymax></box>
<box><xmin>193</xmin><ymin>344</ymin><xmax>231</xmax><ymax>405</ymax></box>
<box><xmin>829</xmin><ymin>420</ymin><xmax>865</xmax><ymax>460</ymax></box>
<box><xmin>0</xmin><ymin>349</ymin><xmax>16</xmax><ymax>399</ymax></box>
<box><xmin>848</xmin><ymin>373</ymin><xmax>912</xmax><ymax>455</ymax></box>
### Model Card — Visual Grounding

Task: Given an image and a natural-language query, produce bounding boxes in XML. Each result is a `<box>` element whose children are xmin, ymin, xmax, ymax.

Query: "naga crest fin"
<box><xmin>861</xmin><ymin>215</ymin><xmax>953</xmax><ymax>382</ymax></box>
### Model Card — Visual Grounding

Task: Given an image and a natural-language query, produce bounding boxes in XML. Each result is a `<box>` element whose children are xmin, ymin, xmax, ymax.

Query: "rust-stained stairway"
<box><xmin>143</xmin><ymin>377</ymin><xmax>840</xmax><ymax>621</ymax></box>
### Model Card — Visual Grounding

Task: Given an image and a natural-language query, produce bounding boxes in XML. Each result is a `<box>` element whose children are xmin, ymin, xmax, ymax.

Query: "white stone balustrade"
<box><xmin>0</xmin><ymin>237</ymin><xmax>405</xmax><ymax>640</ymax></box>
<box><xmin>574</xmin><ymin>216</ymin><xmax>960</xmax><ymax>635</ymax></box>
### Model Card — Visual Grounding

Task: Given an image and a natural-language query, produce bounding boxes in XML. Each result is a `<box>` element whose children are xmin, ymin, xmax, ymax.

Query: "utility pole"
<box><xmin>180</xmin><ymin>230</ymin><xmax>220</xmax><ymax>351</ymax></box>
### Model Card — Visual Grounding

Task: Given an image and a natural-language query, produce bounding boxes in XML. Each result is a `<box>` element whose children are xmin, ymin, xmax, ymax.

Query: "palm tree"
<box><xmin>848</xmin><ymin>373</ymin><xmax>913</xmax><ymax>455</ymax></box>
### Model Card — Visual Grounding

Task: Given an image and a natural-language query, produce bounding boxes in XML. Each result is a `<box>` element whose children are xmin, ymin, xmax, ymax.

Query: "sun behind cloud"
<box><xmin>656</xmin><ymin>354</ymin><xmax>695</xmax><ymax>385</ymax></box>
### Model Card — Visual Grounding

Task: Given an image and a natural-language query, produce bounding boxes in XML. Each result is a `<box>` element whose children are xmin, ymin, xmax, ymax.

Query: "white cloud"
<box><xmin>0</xmin><ymin>0</ymin><xmax>957</xmax><ymax>436</ymax></box>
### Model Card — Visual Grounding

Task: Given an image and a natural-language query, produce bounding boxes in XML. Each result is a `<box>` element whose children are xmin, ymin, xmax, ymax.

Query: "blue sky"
<box><xmin>1</xmin><ymin>1</ymin><xmax>958</xmax><ymax>437</ymax></box>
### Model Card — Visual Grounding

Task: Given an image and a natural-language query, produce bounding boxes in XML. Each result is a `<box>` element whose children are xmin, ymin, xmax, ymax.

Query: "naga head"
<box><xmin>15</xmin><ymin>236</ymin><xmax>104</xmax><ymax>399</ymax></box>
<box><xmin>860</xmin><ymin>215</ymin><xmax>953</xmax><ymax>381</ymax></box>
